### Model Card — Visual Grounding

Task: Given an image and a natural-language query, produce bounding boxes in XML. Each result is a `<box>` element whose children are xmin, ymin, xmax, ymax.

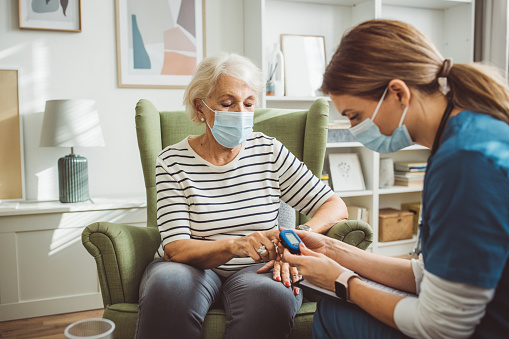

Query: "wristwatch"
<box><xmin>296</xmin><ymin>224</ymin><xmax>313</xmax><ymax>232</ymax></box>
<box><xmin>335</xmin><ymin>271</ymin><xmax>361</xmax><ymax>301</ymax></box>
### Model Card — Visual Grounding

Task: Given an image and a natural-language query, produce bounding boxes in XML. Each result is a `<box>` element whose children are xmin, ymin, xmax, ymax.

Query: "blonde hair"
<box><xmin>183</xmin><ymin>52</ymin><xmax>264</xmax><ymax>125</ymax></box>
<box><xmin>322</xmin><ymin>20</ymin><xmax>509</xmax><ymax>124</ymax></box>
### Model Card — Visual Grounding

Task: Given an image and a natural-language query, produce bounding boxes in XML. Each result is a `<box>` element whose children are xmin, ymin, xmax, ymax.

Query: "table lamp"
<box><xmin>40</xmin><ymin>99</ymin><xmax>105</xmax><ymax>203</ymax></box>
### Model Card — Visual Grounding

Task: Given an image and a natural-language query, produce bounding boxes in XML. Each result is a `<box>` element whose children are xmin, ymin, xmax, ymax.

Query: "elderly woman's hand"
<box><xmin>257</xmin><ymin>260</ymin><xmax>301</xmax><ymax>295</ymax></box>
<box><xmin>232</xmin><ymin>230</ymin><xmax>280</xmax><ymax>263</ymax></box>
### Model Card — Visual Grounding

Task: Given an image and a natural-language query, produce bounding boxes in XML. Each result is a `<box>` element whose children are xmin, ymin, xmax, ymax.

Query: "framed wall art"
<box><xmin>281</xmin><ymin>34</ymin><xmax>326</xmax><ymax>97</ymax></box>
<box><xmin>116</xmin><ymin>0</ymin><xmax>205</xmax><ymax>88</ymax></box>
<box><xmin>18</xmin><ymin>0</ymin><xmax>82</xmax><ymax>32</ymax></box>
<box><xmin>0</xmin><ymin>69</ymin><xmax>25</xmax><ymax>201</ymax></box>
<box><xmin>329</xmin><ymin>153</ymin><xmax>366</xmax><ymax>192</ymax></box>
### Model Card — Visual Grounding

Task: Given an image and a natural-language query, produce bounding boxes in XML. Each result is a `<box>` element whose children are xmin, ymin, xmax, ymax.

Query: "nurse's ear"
<box><xmin>388</xmin><ymin>79</ymin><xmax>411</xmax><ymax>108</ymax></box>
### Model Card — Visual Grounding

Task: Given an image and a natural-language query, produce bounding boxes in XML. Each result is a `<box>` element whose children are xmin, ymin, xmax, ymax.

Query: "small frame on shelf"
<box><xmin>281</xmin><ymin>34</ymin><xmax>326</xmax><ymax>97</ymax></box>
<box><xmin>329</xmin><ymin>153</ymin><xmax>366</xmax><ymax>192</ymax></box>
<box><xmin>379</xmin><ymin>157</ymin><xmax>394</xmax><ymax>188</ymax></box>
<box><xmin>18</xmin><ymin>0</ymin><xmax>82</xmax><ymax>32</ymax></box>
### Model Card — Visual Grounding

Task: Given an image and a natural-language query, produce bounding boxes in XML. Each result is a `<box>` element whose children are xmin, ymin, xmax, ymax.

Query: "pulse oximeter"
<box><xmin>279</xmin><ymin>229</ymin><xmax>302</xmax><ymax>254</ymax></box>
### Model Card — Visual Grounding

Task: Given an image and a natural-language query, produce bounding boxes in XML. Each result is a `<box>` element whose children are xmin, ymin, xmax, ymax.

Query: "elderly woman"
<box><xmin>135</xmin><ymin>53</ymin><xmax>348</xmax><ymax>339</ymax></box>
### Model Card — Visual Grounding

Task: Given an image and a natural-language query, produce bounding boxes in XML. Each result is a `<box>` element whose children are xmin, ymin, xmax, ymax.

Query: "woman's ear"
<box><xmin>194</xmin><ymin>98</ymin><xmax>203</xmax><ymax>114</ymax></box>
<box><xmin>388</xmin><ymin>79</ymin><xmax>411</xmax><ymax>108</ymax></box>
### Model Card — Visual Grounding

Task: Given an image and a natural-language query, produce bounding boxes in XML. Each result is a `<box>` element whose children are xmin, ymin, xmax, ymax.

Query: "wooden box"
<box><xmin>378</xmin><ymin>208</ymin><xmax>414</xmax><ymax>242</ymax></box>
<box><xmin>401</xmin><ymin>202</ymin><xmax>422</xmax><ymax>235</ymax></box>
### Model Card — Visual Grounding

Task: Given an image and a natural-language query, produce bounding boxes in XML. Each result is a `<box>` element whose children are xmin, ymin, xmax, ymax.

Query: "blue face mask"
<box><xmin>201</xmin><ymin>100</ymin><xmax>254</xmax><ymax>148</ymax></box>
<box><xmin>349</xmin><ymin>87</ymin><xmax>413</xmax><ymax>153</ymax></box>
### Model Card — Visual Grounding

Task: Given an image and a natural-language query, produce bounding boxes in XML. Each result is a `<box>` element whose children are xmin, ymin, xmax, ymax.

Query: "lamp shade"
<box><xmin>40</xmin><ymin>99</ymin><xmax>105</xmax><ymax>147</ymax></box>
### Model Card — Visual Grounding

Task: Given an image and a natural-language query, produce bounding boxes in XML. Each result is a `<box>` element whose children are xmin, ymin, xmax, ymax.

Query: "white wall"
<box><xmin>0</xmin><ymin>0</ymin><xmax>244</xmax><ymax>201</ymax></box>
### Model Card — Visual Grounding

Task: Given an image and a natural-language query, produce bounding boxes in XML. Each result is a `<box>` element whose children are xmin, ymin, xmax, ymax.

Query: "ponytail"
<box><xmin>447</xmin><ymin>63</ymin><xmax>509</xmax><ymax>124</ymax></box>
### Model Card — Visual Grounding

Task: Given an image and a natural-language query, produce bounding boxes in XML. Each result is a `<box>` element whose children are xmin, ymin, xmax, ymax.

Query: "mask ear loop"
<box><xmin>398</xmin><ymin>105</ymin><xmax>410</xmax><ymax>127</ymax></box>
<box><xmin>201</xmin><ymin>99</ymin><xmax>215</xmax><ymax>113</ymax></box>
<box><xmin>371</xmin><ymin>87</ymin><xmax>389</xmax><ymax>121</ymax></box>
<box><xmin>200</xmin><ymin>99</ymin><xmax>215</xmax><ymax>129</ymax></box>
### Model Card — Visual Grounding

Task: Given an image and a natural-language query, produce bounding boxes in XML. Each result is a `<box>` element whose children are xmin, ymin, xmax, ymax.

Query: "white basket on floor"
<box><xmin>65</xmin><ymin>318</ymin><xmax>115</xmax><ymax>339</ymax></box>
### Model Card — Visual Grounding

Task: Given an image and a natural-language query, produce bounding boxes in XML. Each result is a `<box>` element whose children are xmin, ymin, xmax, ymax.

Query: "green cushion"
<box><xmin>326</xmin><ymin>220</ymin><xmax>373</xmax><ymax>250</ymax></box>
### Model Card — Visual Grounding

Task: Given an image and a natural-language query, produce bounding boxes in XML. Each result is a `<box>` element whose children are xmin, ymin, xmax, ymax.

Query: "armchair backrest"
<box><xmin>135</xmin><ymin>98</ymin><xmax>330</xmax><ymax>227</ymax></box>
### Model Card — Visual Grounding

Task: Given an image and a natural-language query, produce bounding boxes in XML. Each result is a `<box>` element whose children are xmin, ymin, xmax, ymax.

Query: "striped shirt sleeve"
<box><xmin>273</xmin><ymin>138</ymin><xmax>334</xmax><ymax>217</ymax></box>
<box><xmin>156</xmin><ymin>155</ymin><xmax>191</xmax><ymax>249</ymax></box>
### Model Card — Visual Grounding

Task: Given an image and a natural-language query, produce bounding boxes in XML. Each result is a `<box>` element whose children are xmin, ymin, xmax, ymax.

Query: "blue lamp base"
<box><xmin>58</xmin><ymin>153</ymin><xmax>89</xmax><ymax>203</ymax></box>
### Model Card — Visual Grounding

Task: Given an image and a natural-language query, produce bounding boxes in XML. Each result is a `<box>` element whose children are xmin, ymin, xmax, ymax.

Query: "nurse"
<box><xmin>283</xmin><ymin>19</ymin><xmax>509</xmax><ymax>338</ymax></box>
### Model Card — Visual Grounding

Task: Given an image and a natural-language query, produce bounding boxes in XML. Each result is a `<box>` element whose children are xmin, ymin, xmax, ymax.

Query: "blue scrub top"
<box><xmin>421</xmin><ymin>110</ymin><xmax>509</xmax><ymax>338</ymax></box>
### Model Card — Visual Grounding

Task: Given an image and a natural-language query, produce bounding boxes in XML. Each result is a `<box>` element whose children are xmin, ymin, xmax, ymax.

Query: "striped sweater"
<box><xmin>155</xmin><ymin>132</ymin><xmax>334</xmax><ymax>276</ymax></box>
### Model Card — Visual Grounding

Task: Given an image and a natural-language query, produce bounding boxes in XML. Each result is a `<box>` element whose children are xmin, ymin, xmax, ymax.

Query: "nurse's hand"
<box><xmin>291</xmin><ymin>229</ymin><xmax>330</xmax><ymax>256</ymax></box>
<box><xmin>282</xmin><ymin>243</ymin><xmax>343</xmax><ymax>291</ymax></box>
<box><xmin>257</xmin><ymin>260</ymin><xmax>301</xmax><ymax>295</ymax></box>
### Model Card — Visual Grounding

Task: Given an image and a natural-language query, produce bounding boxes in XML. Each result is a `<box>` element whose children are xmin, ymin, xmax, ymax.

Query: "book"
<box><xmin>394</xmin><ymin>176</ymin><xmax>424</xmax><ymax>182</ymax></box>
<box><xmin>320</xmin><ymin>171</ymin><xmax>330</xmax><ymax>186</ymax></box>
<box><xmin>347</xmin><ymin>205</ymin><xmax>369</xmax><ymax>223</ymax></box>
<box><xmin>394</xmin><ymin>161</ymin><xmax>427</xmax><ymax>172</ymax></box>
<box><xmin>394</xmin><ymin>170</ymin><xmax>425</xmax><ymax>179</ymax></box>
<box><xmin>395</xmin><ymin>180</ymin><xmax>424</xmax><ymax>187</ymax></box>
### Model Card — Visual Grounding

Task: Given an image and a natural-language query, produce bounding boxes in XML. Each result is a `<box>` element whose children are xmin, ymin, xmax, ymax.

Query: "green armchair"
<box><xmin>82</xmin><ymin>98</ymin><xmax>373</xmax><ymax>339</ymax></box>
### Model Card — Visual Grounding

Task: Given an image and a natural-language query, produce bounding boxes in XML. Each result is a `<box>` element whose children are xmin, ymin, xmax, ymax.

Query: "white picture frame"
<box><xmin>329</xmin><ymin>153</ymin><xmax>365</xmax><ymax>191</ymax></box>
<box><xmin>281</xmin><ymin>34</ymin><xmax>326</xmax><ymax>97</ymax></box>
<box><xmin>19</xmin><ymin>0</ymin><xmax>81</xmax><ymax>32</ymax></box>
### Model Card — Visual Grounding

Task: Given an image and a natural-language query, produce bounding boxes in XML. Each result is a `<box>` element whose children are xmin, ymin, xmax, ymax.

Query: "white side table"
<box><xmin>0</xmin><ymin>197</ymin><xmax>147</xmax><ymax>321</ymax></box>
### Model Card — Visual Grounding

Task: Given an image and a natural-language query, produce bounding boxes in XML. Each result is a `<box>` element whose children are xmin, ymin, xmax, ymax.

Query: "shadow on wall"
<box><xmin>23</xmin><ymin>111</ymin><xmax>61</xmax><ymax>200</ymax></box>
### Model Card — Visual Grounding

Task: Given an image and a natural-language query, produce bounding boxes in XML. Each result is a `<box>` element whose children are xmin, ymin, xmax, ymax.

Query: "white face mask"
<box><xmin>349</xmin><ymin>87</ymin><xmax>413</xmax><ymax>153</ymax></box>
<box><xmin>201</xmin><ymin>100</ymin><xmax>254</xmax><ymax>148</ymax></box>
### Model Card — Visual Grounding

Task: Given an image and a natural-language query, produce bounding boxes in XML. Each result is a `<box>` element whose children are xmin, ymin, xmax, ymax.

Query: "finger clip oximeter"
<box><xmin>279</xmin><ymin>229</ymin><xmax>302</xmax><ymax>254</ymax></box>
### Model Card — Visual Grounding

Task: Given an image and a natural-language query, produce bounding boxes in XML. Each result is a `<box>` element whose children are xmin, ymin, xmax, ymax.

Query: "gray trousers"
<box><xmin>135</xmin><ymin>258</ymin><xmax>303</xmax><ymax>339</ymax></box>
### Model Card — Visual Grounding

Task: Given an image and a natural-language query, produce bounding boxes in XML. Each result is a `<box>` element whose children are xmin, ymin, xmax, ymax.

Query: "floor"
<box><xmin>0</xmin><ymin>309</ymin><xmax>104</xmax><ymax>339</ymax></box>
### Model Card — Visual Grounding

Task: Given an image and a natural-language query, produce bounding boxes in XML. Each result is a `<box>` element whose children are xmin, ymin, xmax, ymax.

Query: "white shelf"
<box><xmin>377</xmin><ymin>235</ymin><xmax>418</xmax><ymax>248</ymax></box>
<box><xmin>0</xmin><ymin>196</ymin><xmax>147</xmax><ymax>217</ymax></box>
<box><xmin>273</xmin><ymin>0</ymin><xmax>471</xmax><ymax>8</ymax></box>
<box><xmin>326</xmin><ymin>141</ymin><xmax>363</xmax><ymax>148</ymax></box>
<box><xmin>327</xmin><ymin>142</ymin><xmax>428</xmax><ymax>151</ymax></box>
<box><xmin>268</xmin><ymin>0</ymin><xmax>367</xmax><ymax>6</ymax></box>
<box><xmin>383</xmin><ymin>0</ymin><xmax>472</xmax><ymax>10</ymax></box>
<box><xmin>334</xmin><ymin>190</ymin><xmax>374</xmax><ymax>198</ymax></box>
<box><xmin>379</xmin><ymin>186</ymin><xmax>423</xmax><ymax>195</ymax></box>
<box><xmin>402</xmin><ymin>144</ymin><xmax>429</xmax><ymax>151</ymax></box>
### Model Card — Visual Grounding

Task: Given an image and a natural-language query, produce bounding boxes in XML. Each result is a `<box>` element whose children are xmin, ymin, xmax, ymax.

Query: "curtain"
<box><xmin>474</xmin><ymin>0</ymin><xmax>509</xmax><ymax>78</ymax></box>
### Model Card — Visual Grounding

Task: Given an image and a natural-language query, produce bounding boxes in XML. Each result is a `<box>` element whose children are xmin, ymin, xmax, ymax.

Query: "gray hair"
<box><xmin>183</xmin><ymin>52</ymin><xmax>265</xmax><ymax>125</ymax></box>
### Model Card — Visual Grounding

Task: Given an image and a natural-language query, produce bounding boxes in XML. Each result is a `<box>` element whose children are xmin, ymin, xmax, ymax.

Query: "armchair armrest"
<box><xmin>326</xmin><ymin>220</ymin><xmax>373</xmax><ymax>250</ymax></box>
<box><xmin>82</xmin><ymin>223</ymin><xmax>160</xmax><ymax>306</ymax></box>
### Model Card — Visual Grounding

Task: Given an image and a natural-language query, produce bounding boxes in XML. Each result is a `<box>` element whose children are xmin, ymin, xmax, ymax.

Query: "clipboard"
<box><xmin>292</xmin><ymin>278</ymin><xmax>343</xmax><ymax>302</ymax></box>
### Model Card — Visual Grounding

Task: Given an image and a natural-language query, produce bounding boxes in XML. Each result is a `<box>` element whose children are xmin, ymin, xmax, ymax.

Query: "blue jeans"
<box><xmin>135</xmin><ymin>259</ymin><xmax>302</xmax><ymax>339</ymax></box>
<box><xmin>313</xmin><ymin>298</ymin><xmax>411</xmax><ymax>339</ymax></box>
